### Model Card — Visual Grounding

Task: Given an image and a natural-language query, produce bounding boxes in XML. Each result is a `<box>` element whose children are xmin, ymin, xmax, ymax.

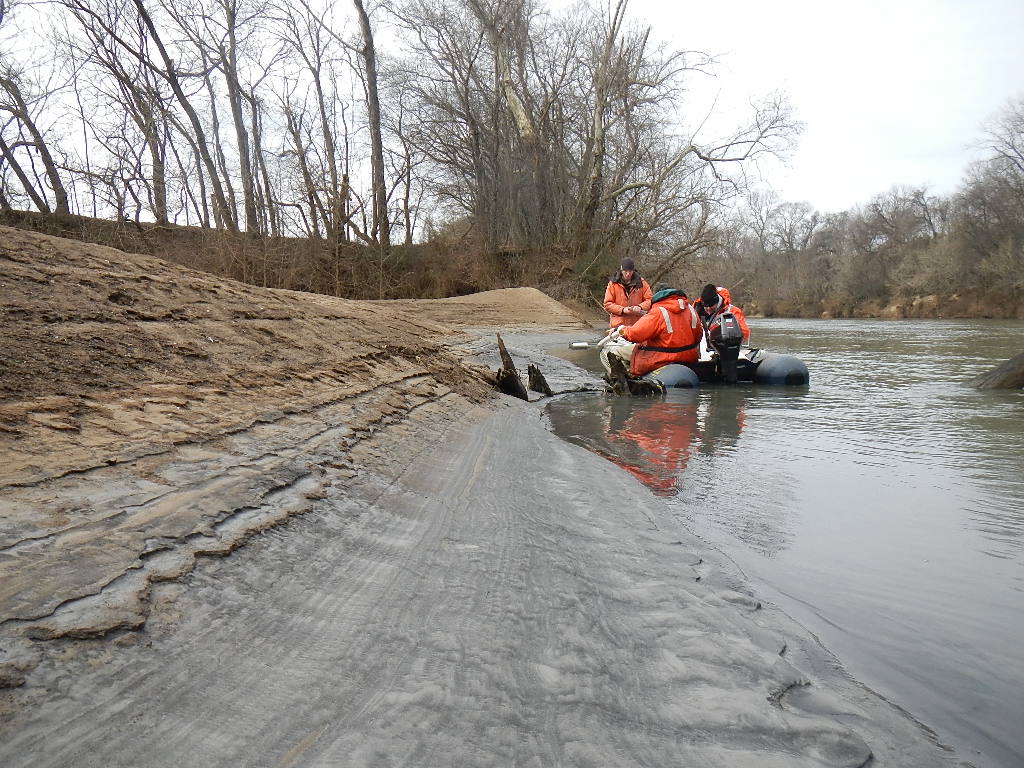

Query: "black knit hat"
<box><xmin>700</xmin><ymin>284</ymin><xmax>719</xmax><ymax>306</ymax></box>
<box><xmin>619</xmin><ymin>257</ymin><xmax>636</xmax><ymax>271</ymax></box>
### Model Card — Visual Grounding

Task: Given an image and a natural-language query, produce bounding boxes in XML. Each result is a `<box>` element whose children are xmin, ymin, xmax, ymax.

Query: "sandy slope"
<box><xmin>0</xmin><ymin>227</ymin><xmax>961</xmax><ymax>766</ymax></box>
<box><xmin>0</xmin><ymin>226</ymin><xmax>586</xmax><ymax>635</ymax></box>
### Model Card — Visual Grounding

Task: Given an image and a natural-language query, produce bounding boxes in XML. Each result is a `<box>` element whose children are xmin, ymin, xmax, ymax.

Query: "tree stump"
<box><xmin>527</xmin><ymin>364</ymin><xmax>552</xmax><ymax>396</ymax></box>
<box><xmin>628</xmin><ymin>377</ymin><xmax>666</xmax><ymax>396</ymax></box>
<box><xmin>494</xmin><ymin>333</ymin><xmax>529</xmax><ymax>400</ymax></box>
<box><xmin>607</xmin><ymin>354</ymin><xmax>631</xmax><ymax>396</ymax></box>
<box><xmin>607</xmin><ymin>355</ymin><xmax>664</xmax><ymax>396</ymax></box>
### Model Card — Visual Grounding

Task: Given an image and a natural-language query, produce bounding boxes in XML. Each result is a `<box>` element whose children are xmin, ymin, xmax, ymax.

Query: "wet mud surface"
<box><xmin>0</xmin><ymin>227</ymin><xmax>965</xmax><ymax>766</ymax></box>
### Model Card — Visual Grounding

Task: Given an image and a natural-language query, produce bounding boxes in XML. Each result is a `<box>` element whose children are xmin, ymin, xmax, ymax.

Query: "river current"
<box><xmin>546</xmin><ymin>318</ymin><xmax>1024</xmax><ymax>768</ymax></box>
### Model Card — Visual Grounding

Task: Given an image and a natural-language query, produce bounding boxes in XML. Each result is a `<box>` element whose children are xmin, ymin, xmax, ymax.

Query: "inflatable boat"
<box><xmin>647</xmin><ymin>348</ymin><xmax>809</xmax><ymax>388</ymax></box>
<box><xmin>587</xmin><ymin>309</ymin><xmax>810</xmax><ymax>388</ymax></box>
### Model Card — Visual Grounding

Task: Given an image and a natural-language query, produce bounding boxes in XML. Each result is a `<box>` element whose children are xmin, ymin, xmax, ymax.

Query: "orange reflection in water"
<box><xmin>598</xmin><ymin>395</ymin><xmax>746</xmax><ymax>496</ymax></box>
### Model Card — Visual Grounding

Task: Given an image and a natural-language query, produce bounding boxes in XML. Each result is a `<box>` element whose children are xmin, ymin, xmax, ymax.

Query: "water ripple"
<box><xmin>547</xmin><ymin>317</ymin><xmax>1024</xmax><ymax>767</ymax></box>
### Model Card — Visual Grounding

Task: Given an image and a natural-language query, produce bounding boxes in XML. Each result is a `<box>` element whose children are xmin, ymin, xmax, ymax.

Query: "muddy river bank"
<box><xmin>0</xmin><ymin>359</ymin><xmax>958</xmax><ymax>767</ymax></box>
<box><xmin>0</xmin><ymin>228</ymin><xmax>968</xmax><ymax>766</ymax></box>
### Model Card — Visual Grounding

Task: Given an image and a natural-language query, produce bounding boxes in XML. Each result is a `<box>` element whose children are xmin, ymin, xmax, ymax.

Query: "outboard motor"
<box><xmin>707</xmin><ymin>312</ymin><xmax>743</xmax><ymax>384</ymax></box>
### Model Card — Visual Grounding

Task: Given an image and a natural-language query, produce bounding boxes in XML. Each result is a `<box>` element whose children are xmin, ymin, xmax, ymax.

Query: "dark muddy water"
<box><xmin>546</xmin><ymin>318</ymin><xmax>1024</xmax><ymax>768</ymax></box>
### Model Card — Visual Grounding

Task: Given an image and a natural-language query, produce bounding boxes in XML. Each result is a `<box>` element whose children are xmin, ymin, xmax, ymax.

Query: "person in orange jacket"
<box><xmin>602</xmin><ymin>257</ymin><xmax>652</xmax><ymax>328</ymax></box>
<box><xmin>600</xmin><ymin>286</ymin><xmax>704</xmax><ymax>378</ymax></box>
<box><xmin>694</xmin><ymin>284</ymin><xmax>750</xmax><ymax>344</ymax></box>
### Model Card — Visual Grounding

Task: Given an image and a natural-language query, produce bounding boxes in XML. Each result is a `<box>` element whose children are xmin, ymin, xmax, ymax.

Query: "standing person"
<box><xmin>600</xmin><ymin>286</ymin><xmax>703</xmax><ymax>378</ymax></box>
<box><xmin>694</xmin><ymin>284</ymin><xmax>750</xmax><ymax>344</ymax></box>
<box><xmin>603</xmin><ymin>257</ymin><xmax>652</xmax><ymax>328</ymax></box>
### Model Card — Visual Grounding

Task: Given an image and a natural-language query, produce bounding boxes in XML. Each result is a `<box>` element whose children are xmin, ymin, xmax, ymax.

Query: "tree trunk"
<box><xmin>131</xmin><ymin>0</ymin><xmax>237</xmax><ymax>231</ymax></box>
<box><xmin>353</xmin><ymin>0</ymin><xmax>390</xmax><ymax>254</ymax></box>
<box><xmin>0</xmin><ymin>76</ymin><xmax>70</xmax><ymax>214</ymax></box>
<box><xmin>283</xmin><ymin>100</ymin><xmax>327</xmax><ymax>238</ymax></box>
<box><xmin>0</xmin><ymin>134</ymin><xmax>51</xmax><ymax>212</ymax></box>
<box><xmin>974</xmin><ymin>351</ymin><xmax>1024</xmax><ymax>389</ymax></box>
<box><xmin>222</xmin><ymin>5</ymin><xmax>259</xmax><ymax>234</ymax></box>
<box><xmin>201</xmin><ymin>59</ymin><xmax>238</xmax><ymax>229</ymax></box>
<box><xmin>312</xmin><ymin>75</ymin><xmax>342</xmax><ymax>242</ymax></box>
<box><xmin>574</xmin><ymin>0</ymin><xmax>627</xmax><ymax>262</ymax></box>
<box><xmin>248</xmin><ymin>97</ymin><xmax>278</xmax><ymax>237</ymax></box>
<box><xmin>141</xmin><ymin>105</ymin><xmax>169</xmax><ymax>224</ymax></box>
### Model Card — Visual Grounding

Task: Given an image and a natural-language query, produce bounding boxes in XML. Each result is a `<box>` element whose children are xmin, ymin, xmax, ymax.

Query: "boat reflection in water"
<box><xmin>547</xmin><ymin>391</ymin><xmax>746</xmax><ymax>497</ymax></box>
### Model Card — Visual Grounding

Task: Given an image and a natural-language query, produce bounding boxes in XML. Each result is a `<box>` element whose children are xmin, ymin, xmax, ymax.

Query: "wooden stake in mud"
<box><xmin>495</xmin><ymin>333</ymin><xmax>529</xmax><ymax>400</ymax></box>
<box><xmin>527</xmin><ymin>364</ymin><xmax>552</xmax><ymax>396</ymax></box>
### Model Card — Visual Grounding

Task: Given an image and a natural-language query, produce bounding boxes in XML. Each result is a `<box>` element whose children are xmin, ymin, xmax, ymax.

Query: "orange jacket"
<box><xmin>694</xmin><ymin>286</ymin><xmax>749</xmax><ymax>343</ymax></box>
<box><xmin>603</xmin><ymin>277</ymin><xmax>652</xmax><ymax>328</ymax></box>
<box><xmin>620</xmin><ymin>292</ymin><xmax>704</xmax><ymax>376</ymax></box>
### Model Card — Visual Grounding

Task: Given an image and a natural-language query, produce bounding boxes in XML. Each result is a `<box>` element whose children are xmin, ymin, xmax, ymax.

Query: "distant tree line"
<box><xmin>696</xmin><ymin>97</ymin><xmax>1024</xmax><ymax>317</ymax></box>
<box><xmin>0</xmin><ymin>0</ymin><xmax>794</xmax><ymax>299</ymax></box>
<box><xmin>2</xmin><ymin>0</ymin><xmax>1019</xmax><ymax>314</ymax></box>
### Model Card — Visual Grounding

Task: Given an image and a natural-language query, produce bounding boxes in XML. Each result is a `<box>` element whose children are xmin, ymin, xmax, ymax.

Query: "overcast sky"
<box><xmin>620</xmin><ymin>0</ymin><xmax>1024</xmax><ymax>212</ymax></box>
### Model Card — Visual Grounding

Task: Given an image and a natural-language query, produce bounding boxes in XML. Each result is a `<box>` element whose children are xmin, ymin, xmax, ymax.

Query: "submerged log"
<box><xmin>495</xmin><ymin>333</ymin><xmax>529</xmax><ymax>400</ymax></box>
<box><xmin>527</xmin><ymin>364</ymin><xmax>552</xmax><ymax>396</ymax></box>
<box><xmin>973</xmin><ymin>352</ymin><xmax>1024</xmax><ymax>389</ymax></box>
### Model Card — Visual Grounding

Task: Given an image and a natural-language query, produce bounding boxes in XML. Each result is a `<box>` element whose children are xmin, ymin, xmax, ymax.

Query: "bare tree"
<box><xmin>59</xmin><ymin>0</ymin><xmax>176</xmax><ymax>222</ymax></box>
<box><xmin>978</xmin><ymin>95</ymin><xmax>1024</xmax><ymax>215</ymax></box>
<box><xmin>129</xmin><ymin>0</ymin><xmax>238</xmax><ymax>230</ymax></box>
<box><xmin>352</xmin><ymin>0</ymin><xmax>390</xmax><ymax>253</ymax></box>
<box><xmin>1</xmin><ymin>1</ymin><xmax>71</xmax><ymax>213</ymax></box>
<box><xmin>771</xmin><ymin>201</ymin><xmax>821</xmax><ymax>253</ymax></box>
<box><xmin>0</xmin><ymin>128</ymin><xmax>53</xmax><ymax>212</ymax></box>
<box><xmin>391</xmin><ymin>0</ymin><xmax>795</xmax><ymax>291</ymax></box>
<box><xmin>289</xmin><ymin>0</ymin><xmax>391</xmax><ymax>250</ymax></box>
<box><xmin>160</xmin><ymin>0</ymin><xmax>280</xmax><ymax>234</ymax></box>
<box><xmin>573</xmin><ymin>0</ymin><xmax>629</xmax><ymax>260</ymax></box>
<box><xmin>275</xmin><ymin>0</ymin><xmax>354</xmax><ymax>243</ymax></box>
<box><xmin>0</xmin><ymin>68</ymin><xmax>71</xmax><ymax>213</ymax></box>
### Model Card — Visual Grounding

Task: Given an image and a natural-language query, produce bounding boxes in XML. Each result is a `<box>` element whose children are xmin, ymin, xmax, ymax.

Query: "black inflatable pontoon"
<box><xmin>644</xmin><ymin>349</ymin><xmax>809</xmax><ymax>388</ymax></box>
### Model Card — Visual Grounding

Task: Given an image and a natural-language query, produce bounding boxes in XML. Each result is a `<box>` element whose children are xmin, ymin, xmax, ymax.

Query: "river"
<box><xmin>546</xmin><ymin>318</ymin><xmax>1024</xmax><ymax>768</ymax></box>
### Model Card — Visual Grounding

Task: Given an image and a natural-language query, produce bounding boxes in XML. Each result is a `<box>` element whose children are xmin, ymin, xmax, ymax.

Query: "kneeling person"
<box><xmin>694</xmin><ymin>283</ymin><xmax>749</xmax><ymax>344</ymax></box>
<box><xmin>601</xmin><ymin>287</ymin><xmax>704</xmax><ymax>378</ymax></box>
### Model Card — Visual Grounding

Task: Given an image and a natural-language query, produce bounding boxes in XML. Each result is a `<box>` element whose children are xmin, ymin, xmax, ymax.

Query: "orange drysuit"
<box><xmin>694</xmin><ymin>286</ymin><xmax>749</xmax><ymax>343</ymax></box>
<box><xmin>620</xmin><ymin>291</ymin><xmax>704</xmax><ymax>376</ymax></box>
<box><xmin>603</xmin><ymin>276</ymin><xmax>652</xmax><ymax>328</ymax></box>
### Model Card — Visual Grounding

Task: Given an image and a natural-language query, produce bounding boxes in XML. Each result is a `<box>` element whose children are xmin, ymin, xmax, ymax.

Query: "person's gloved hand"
<box><xmin>630</xmin><ymin>305</ymin><xmax>643</xmax><ymax>314</ymax></box>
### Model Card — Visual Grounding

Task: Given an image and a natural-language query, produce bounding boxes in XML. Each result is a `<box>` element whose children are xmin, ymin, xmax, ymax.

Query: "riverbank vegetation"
<box><xmin>700</xmin><ymin>97</ymin><xmax>1024</xmax><ymax>319</ymax></box>
<box><xmin>1</xmin><ymin>1</ymin><xmax>1021</xmax><ymax>317</ymax></box>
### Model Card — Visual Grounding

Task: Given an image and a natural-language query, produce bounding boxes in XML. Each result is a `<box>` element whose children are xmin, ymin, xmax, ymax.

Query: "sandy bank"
<box><xmin>0</xmin><ymin>228</ymin><xmax>961</xmax><ymax>766</ymax></box>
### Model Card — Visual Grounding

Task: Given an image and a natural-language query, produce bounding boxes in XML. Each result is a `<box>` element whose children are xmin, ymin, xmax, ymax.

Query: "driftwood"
<box><xmin>973</xmin><ymin>352</ymin><xmax>1024</xmax><ymax>389</ymax></box>
<box><xmin>494</xmin><ymin>333</ymin><xmax>529</xmax><ymax>400</ymax></box>
<box><xmin>607</xmin><ymin>355</ymin><xmax>664</xmax><ymax>396</ymax></box>
<box><xmin>527</xmin><ymin>364</ymin><xmax>552</xmax><ymax>396</ymax></box>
